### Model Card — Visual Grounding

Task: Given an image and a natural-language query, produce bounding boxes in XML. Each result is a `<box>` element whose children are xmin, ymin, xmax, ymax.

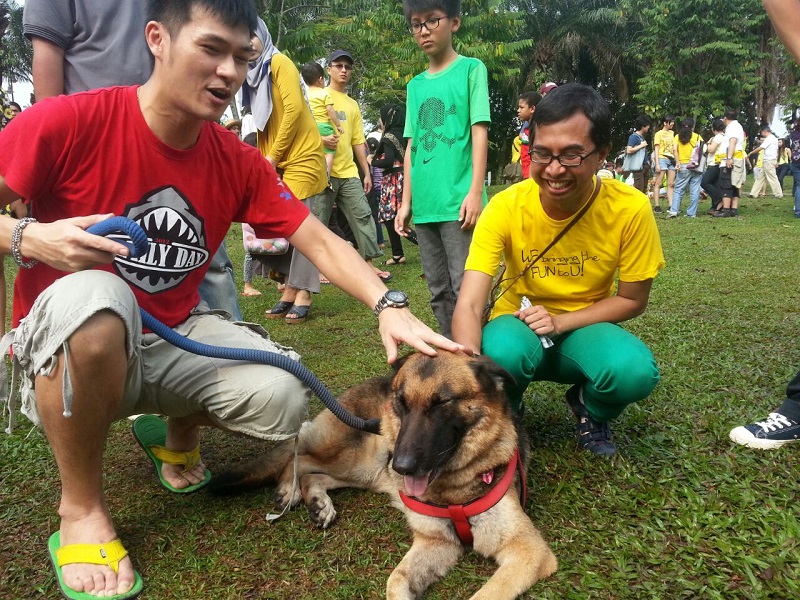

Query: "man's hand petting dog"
<box><xmin>377</xmin><ymin>308</ymin><xmax>464</xmax><ymax>364</ymax></box>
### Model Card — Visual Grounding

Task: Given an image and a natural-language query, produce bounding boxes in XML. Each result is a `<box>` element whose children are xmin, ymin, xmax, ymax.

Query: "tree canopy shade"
<box><xmin>258</xmin><ymin>0</ymin><xmax>532</xmax><ymax>169</ymax></box>
<box><xmin>3</xmin><ymin>0</ymin><xmax>800</xmax><ymax>166</ymax></box>
<box><xmin>624</xmin><ymin>0</ymin><xmax>765</xmax><ymax>118</ymax></box>
<box><xmin>0</xmin><ymin>0</ymin><xmax>31</xmax><ymax>106</ymax></box>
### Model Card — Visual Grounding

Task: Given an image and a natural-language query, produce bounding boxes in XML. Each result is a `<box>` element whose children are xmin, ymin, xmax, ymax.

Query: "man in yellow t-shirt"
<box><xmin>453</xmin><ymin>84</ymin><xmax>665</xmax><ymax>458</ymax></box>
<box><xmin>316</xmin><ymin>50</ymin><xmax>389</xmax><ymax>280</ymax></box>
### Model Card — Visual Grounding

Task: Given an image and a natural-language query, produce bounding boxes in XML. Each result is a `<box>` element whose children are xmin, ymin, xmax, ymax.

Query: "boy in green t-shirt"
<box><xmin>396</xmin><ymin>0</ymin><xmax>491</xmax><ymax>338</ymax></box>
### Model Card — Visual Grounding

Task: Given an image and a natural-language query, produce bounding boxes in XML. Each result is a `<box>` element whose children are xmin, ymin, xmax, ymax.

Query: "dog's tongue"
<box><xmin>404</xmin><ymin>474</ymin><xmax>429</xmax><ymax>497</ymax></box>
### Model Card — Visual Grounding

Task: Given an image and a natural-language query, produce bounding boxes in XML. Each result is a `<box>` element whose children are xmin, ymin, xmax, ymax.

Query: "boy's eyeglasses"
<box><xmin>530</xmin><ymin>148</ymin><xmax>598</xmax><ymax>167</ymax></box>
<box><xmin>407</xmin><ymin>16</ymin><xmax>447</xmax><ymax>34</ymax></box>
<box><xmin>329</xmin><ymin>63</ymin><xmax>352</xmax><ymax>71</ymax></box>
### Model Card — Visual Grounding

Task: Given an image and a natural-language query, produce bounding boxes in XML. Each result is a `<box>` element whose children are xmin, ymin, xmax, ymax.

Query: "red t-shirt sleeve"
<box><xmin>0</xmin><ymin>97</ymin><xmax>75</xmax><ymax>201</ymax></box>
<box><xmin>234</xmin><ymin>148</ymin><xmax>310</xmax><ymax>239</ymax></box>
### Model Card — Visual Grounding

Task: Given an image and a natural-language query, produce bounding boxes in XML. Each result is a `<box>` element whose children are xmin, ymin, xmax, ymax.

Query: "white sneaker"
<box><xmin>729</xmin><ymin>412</ymin><xmax>800</xmax><ymax>449</ymax></box>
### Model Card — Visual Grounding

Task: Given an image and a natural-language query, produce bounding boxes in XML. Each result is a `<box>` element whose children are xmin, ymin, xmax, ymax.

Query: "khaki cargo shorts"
<box><xmin>7</xmin><ymin>271</ymin><xmax>309</xmax><ymax>440</ymax></box>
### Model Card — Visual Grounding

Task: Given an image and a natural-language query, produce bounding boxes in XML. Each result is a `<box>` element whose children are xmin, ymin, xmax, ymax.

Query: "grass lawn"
<box><xmin>1</xmin><ymin>181</ymin><xmax>798</xmax><ymax>599</ymax></box>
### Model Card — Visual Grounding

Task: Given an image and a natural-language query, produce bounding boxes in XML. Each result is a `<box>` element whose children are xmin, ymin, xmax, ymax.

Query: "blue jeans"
<box><xmin>791</xmin><ymin>162</ymin><xmax>800</xmax><ymax>217</ymax></box>
<box><xmin>671</xmin><ymin>166</ymin><xmax>702</xmax><ymax>216</ymax></box>
<box><xmin>415</xmin><ymin>221</ymin><xmax>472</xmax><ymax>339</ymax></box>
<box><xmin>198</xmin><ymin>241</ymin><xmax>243</xmax><ymax>321</ymax></box>
<box><xmin>658</xmin><ymin>157</ymin><xmax>675</xmax><ymax>171</ymax></box>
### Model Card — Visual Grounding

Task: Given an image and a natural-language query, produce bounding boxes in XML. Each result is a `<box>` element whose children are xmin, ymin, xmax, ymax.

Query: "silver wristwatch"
<box><xmin>373</xmin><ymin>290</ymin><xmax>409</xmax><ymax>316</ymax></box>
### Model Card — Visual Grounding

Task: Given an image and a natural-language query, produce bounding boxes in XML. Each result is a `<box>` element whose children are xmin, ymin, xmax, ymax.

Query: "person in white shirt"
<box><xmin>712</xmin><ymin>109</ymin><xmax>746</xmax><ymax>218</ymax></box>
<box><xmin>747</xmin><ymin>125</ymin><xmax>783</xmax><ymax>198</ymax></box>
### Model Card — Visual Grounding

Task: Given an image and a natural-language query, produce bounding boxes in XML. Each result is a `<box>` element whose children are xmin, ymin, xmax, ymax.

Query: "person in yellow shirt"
<box><xmin>453</xmin><ymin>84</ymin><xmax>665</xmax><ymax>458</ymax></box>
<box><xmin>511</xmin><ymin>135</ymin><xmax>521</xmax><ymax>162</ymax></box>
<box><xmin>503</xmin><ymin>135</ymin><xmax>523</xmax><ymax>183</ymax></box>
<box><xmin>701</xmin><ymin>119</ymin><xmax>727</xmax><ymax>213</ymax></box>
<box><xmin>668</xmin><ymin>118</ymin><xmax>703</xmax><ymax>217</ymax></box>
<box><xmin>776</xmin><ymin>137</ymin><xmax>791</xmax><ymax>189</ymax></box>
<box><xmin>300</xmin><ymin>61</ymin><xmax>344</xmax><ymax>181</ymax></box>
<box><xmin>713</xmin><ymin>108</ymin><xmax>746</xmax><ymax>218</ymax></box>
<box><xmin>246</xmin><ymin>20</ymin><xmax>329</xmax><ymax>323</ymax></box>
<box><xmin>318</xmin><ymin>50</ymin><xmax>391</xmax><ymax>281</ymax></box>
<box><xmin>652</xmin><ymin>115</ymin><xmax>676</xmax><ymax>212</ymax></box>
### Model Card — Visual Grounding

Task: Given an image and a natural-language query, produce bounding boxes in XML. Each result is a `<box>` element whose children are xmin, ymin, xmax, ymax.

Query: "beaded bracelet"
<box><xmin>11</xmin><ymin>217</ymin><xmax>38</xmax><ymax>269</ymax></box>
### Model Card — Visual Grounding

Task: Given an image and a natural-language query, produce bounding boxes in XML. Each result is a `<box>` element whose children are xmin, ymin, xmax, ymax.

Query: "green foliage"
<box><xmin>499</xmin><ymin>0</ymin><xmax>646</xmax><ymax>156</ymax></box>
<box><xmin>0</xmin><ymin>0</ymin><xmax>32</xmax><ymax>100</ymax></box>
<box><xmin>258</xmin><ymin>0</ymin><xmax>532</xmax><ymax>172</ymax></box>
<box><xmin>623</xmin><ymin>0</ymin><xmax>767</xmax><ymax>120</ymax></box>
<box><xmin>512</xmin><ymin>0</ymin><xmax>637</xmax><ymax>95</ymax></box>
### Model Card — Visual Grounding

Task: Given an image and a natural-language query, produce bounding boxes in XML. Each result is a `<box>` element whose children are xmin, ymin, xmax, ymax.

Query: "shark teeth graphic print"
<box><xmin>114</xmin><ymin>186</ymin><xmax>210</xmax><ymax>294</ymax></box>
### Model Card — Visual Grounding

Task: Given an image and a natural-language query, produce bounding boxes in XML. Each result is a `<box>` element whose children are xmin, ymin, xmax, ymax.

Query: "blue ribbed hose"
<box><xmin>87</xmin><ymin>217</ymin><xmax>381</xmax><ymax>435</ymax></box>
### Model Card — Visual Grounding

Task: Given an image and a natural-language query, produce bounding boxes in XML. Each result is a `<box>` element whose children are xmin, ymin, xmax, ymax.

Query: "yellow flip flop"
<box><xmin>48</xmin><ymin>532</ymin><xmax>144</xmax><ymax>599</ymax></box>
<box><xmin>131</xmin><ymin>415</ymin><xmax>211</xmax><ymax>494</ymax></box>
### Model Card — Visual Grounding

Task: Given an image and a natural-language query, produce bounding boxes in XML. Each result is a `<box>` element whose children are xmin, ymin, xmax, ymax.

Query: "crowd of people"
<box><xmin>0</xmin><ymin>0</ymin><xmax>797</xmax><ymax>598</ymax></box>
<box><xmin>508</xmin><ymin>100</ymin><xmax>800</xmax><ymax>222</ymax></box>
<box><xmin>615</xmin><ymin>111</ymin><xmax>799</xmax><ymax>219</ymax></box>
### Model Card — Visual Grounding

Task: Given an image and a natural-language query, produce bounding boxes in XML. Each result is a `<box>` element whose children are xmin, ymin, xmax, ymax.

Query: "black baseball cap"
<box><xmin>328</xmin><ymin>50</ymin><xmax>353</xmax><ymax>64</ymax></box>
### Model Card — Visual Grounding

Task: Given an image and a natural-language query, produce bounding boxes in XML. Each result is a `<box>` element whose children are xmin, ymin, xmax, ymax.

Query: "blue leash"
<box><xmin>87</xmin><ymin>217</ymin><xmax>381</xmax><ymax>435</ymax></box>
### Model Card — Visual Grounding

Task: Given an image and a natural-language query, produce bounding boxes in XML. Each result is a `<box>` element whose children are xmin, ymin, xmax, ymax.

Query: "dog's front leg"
<box><xmin>386</xmin><ymin>537</ymin><xmax>463</xmax><ymax>600</ymax></box>
<box><xmin>469</xmin><ymin>512</ymin><xmax>558</xmax><ymax>600</ymax></box>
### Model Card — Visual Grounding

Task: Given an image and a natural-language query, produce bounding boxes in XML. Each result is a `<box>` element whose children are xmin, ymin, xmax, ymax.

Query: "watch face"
<box><xmin>385</xmin><ymin>290</ymin><xmax>408</xmax><ymax>304</ymax></box>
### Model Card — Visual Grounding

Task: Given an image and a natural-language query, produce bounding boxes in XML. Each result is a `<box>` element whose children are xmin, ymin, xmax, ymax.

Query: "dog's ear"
<box><xmin>390</xmin><ymin>352</ymin><xmax>413</xmax><ymax>374</ymax></box>
<box><xmin>469</xmin><ymin>355</ymin><xmax>517</xmax><ymax>400</ymax></box>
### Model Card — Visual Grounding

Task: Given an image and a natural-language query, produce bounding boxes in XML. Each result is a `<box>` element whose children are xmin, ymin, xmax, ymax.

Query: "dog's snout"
<box><xmin>392</xmin><ymin>449</ymin><xmax>420</xmax><ymax>475</ymax></box>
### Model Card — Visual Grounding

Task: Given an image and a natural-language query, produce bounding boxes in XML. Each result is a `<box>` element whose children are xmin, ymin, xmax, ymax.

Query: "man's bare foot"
<box><xmin>161</xmin><ymin>419</ymin><xmax>207</xmax><ymax>490</ymax></box>
<box><xmin>57</xmin><ymin>512</ymin><xmax>137</xmax><ymax>597</ymax></box>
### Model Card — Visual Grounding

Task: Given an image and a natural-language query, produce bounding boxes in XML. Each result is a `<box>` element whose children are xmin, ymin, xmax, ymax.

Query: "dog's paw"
<box><xmin>274</xmin><ymin>483</ymin><xmax>302</xmax><ymax>510</ymax></box>
<box><xmin>308</xmin><ymin>495</ymin><xmax>337</xmax><ymax>529</ymax></box>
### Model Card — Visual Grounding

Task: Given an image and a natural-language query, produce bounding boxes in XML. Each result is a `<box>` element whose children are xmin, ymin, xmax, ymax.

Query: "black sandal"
<box><xmin>284</xmin><ymin>304</ymin><xmax>310</xmax><ymax>324</ymax></box>
<box><xmin>385</xmin><ymin>256</ymin><xmax>406</xmax><ymax>265</ymax></box>
<box><xmin>265</xmin><ymin>300</ymin><xmax>293</xmax><ymax>319</ymax></box>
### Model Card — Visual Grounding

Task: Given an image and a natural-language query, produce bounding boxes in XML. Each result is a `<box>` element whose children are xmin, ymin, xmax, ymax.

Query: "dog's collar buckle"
<box><xmin>398</xmin><ymin>447</ymin><xmax>527</xmax><ymax>546</ymax></box>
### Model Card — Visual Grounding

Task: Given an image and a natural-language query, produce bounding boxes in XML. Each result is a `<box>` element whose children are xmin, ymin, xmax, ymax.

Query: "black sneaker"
<box><xmin>712</xmin><ymin>208</ymin><xmax>733</xmax><ymax>218</ymax></box>
<box><xmin>729</xmin><ymin>412</ymin><xmax>800</xmax><ymax>449</ymax></box>
<box><xmin>565</xmin><ymin>385</ymin><xmax>617</xmax><ymax>457</ymax></box>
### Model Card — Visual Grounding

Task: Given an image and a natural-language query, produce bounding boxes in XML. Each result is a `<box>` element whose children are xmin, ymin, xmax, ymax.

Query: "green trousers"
<box><xmin>482</xmin><ymin>316</ymin><xmax>659</xmax><ymax>421</ymax></box>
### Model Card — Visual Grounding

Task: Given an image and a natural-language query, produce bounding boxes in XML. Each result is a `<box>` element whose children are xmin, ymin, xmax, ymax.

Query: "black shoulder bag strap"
<box><xmin>482</xmin><ymin>177</ymin><xmax>602</xmax><ymax>325</ymax></box>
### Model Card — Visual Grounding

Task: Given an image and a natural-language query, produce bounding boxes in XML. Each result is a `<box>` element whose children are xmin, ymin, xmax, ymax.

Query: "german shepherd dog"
<box><xmin>211</xmin><ymin>352</ymin><xmax>557</xmax><ymax>599</ymax></box>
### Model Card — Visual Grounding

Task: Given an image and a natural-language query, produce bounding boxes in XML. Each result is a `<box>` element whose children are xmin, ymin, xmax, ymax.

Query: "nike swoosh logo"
<box><xmin>423</xmin><ymin>157</ymin><xmax>434</xmax><ymax>164</ymax></box>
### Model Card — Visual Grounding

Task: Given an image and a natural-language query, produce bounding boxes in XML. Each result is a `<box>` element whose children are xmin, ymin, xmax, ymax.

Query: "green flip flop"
<box><xmin>131</xmin><ymin>415</ymin><xmax>211</xmax><ymax>494</ymax></box>
<box><xmin>48</xmin><ymin>532</ymin><xmax>144</xmax><ymax>600</ymax></box>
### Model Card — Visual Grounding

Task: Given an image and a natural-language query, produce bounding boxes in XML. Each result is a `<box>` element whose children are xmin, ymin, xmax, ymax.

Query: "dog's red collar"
<box><xmin>398</xmin><ymin>447</ymin><xmax>527</xmax><ymax>546</ymax></box>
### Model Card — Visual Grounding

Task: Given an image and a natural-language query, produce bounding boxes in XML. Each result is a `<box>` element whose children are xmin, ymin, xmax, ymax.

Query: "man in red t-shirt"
<box><xmin>0</xmin><ymin>2</ymin><xmax>460</xmax><ymax>597</ymax></box>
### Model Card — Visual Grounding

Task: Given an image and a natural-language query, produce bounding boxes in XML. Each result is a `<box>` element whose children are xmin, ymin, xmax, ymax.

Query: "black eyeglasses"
<box><xmin>530</xmin><ymin>148</ymin><xmax>598</xmax><ymax>167</ymax></box>
<box><xmin>329</xmin><ymin>63</ymin><xmax>352</xmax><ymax>71</ymax></box>
<box><xmin>408</xmin><ymin>16</ymin><xmax>447</xmax><ymax>34</ymax></box>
